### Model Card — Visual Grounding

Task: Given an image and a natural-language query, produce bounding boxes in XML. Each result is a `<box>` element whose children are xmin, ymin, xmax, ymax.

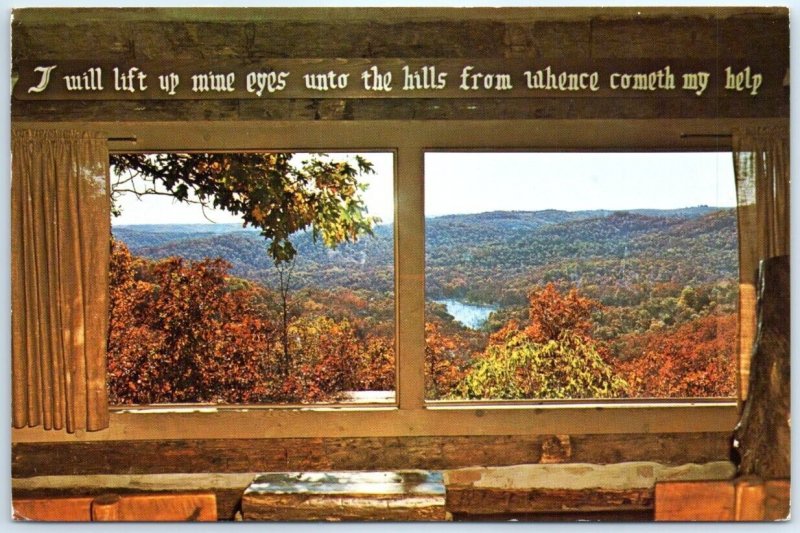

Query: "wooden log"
<box><xmin>14</xmin><ymin>487</ymin><xmax>240</xmax><ymax>521</ymax></box>
<box><xmin>763</xmin><ymin>480</ymin><xmax>790</xmax><ymax>521</ymax></box>
<box><xmin>90</xmin><ymin>493</ymin><xmax>121</xmax><ymax>521</ymax></box>
<box><xmin>451</xmin><ymin>509</ymin><xmax>655</xmax><ymax>521</ymax></box>
<box><xmin>447</xmin><ymin>486</ymin><xmax>653</xmax><ymax>514</ymax></box>
<box><xmin>12</xmin><ymin>496</ymin><xmax>93</xmax><ymax>521</ymax></box>
<box><xmin>106</xmin><ymin>492</ymin><xmax>217</xmax><ymax>522</ymax></box>
<box><xmin>734</xmin><ymin>476</ymin><xmax>766</xmax><ymax>521</ymax></box>
<box><xmin>241</xmin><ymin>471</ymin><xmax>446</xmax><ymax>521</ymax></box>
<box><xmin>11</xmin><ymin>9</ymin><xmax>788</xmax><ymax>64</ymax></box>
<box><xmin>734</xmin><ymin>256</ymin><xmax>791</xmax><ymax>479</ymax></box>
<box><xmin>590</xmin><ymin>17</ymin><xmax>717</xmax><ymax>59</ymax></box>
<box><xmin>12</xmin><ymin>94</ymin><xmax>788</xmax><ymax>123</ymax></box>
<box><xmin>12</xmin><ymin>432</ymin><xmax>732</xmax><ymax>478</ymax></box>
<box><xmin>654</xmin><ymin>481</ymin><xmax>735</xmax><ymax>521</ymax></box>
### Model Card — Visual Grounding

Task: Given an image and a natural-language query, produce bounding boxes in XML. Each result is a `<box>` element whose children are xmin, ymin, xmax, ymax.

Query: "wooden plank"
<box><xmin>91</xmin><ymin>492</ymin><xmax>218</xmax><ymax>521</ymax></box>
<box><xmin>452</xmin><ymin>509</ymin><xmax>654</xmax><ymax>521</ymax></box>
<box><xmin>590</xmin><ymin>17</ymin><xmax>718</xmax><ymax>59</ymax></box>
<box><xmin>447</xmin><ymin>486</ymin><xmax>652</xmax><ymax>514</ymax></box>
<box><xmin>19</xmin><ymin>58</ymin><xmax>786</xmax><ymax>101</ymax></box>
<box><xmin>395</xmin><ymin>145</ymin><xmax>425</xmax><ymax>410</ymax></box>
<box><xmin>12</xmin><ymin>497</ymin><xmax>93</xmax><ymax>521</ymax></box>
<box><xmin>241</xmin><ymin>471</ymin><xmax>446</xmax><ymax>521</ymax></box>
<box><xmin>504</xmin><ymin>20</ymin><xmax>590</xmax><ymax>58</ymax></box>
<box><xmin>12</xmin><ymin>433</ymin><xmax>732</xmax><ymax>477</ymax></box>
<box><xmin>734</xmin><ymin>477</ymin><xmax>766</xmax><ymax>521</ymax></box>
<box><xmin>13</xmin><ymin>94</ymin><xmax>788</xmax><ymax>123</ymax></box>
<box><xmin>12</xmin><ymin>19</ymin><xmax>509</xmax><ymax>62</ymax></box>
<box><xmin>14</xmin><ymin>487</ymin><xmax>242</xmax><ymax>521</ymax></box>
<box><xmin>654</xmin><ymin>481</ymin><xmax>735</xmax><ymax>521</ymax></box>
<box><xmin>10</xmin><ymin>7</ymin><xmax>789</xmax><ymax>25</ymax></box>
<box><xmin>12</xmin><ymin>9</ymin><xmax>788</xmax><ymax>63</ymax></box>
<box><xmin>764</xmin><ymin>480</ymin><xmax>790</xmax><ymax>521</ymax></box>
<box><xmin>718</xmin><ymin>15</ymin><xmax>789</xmax><ymax>59</ymax></box>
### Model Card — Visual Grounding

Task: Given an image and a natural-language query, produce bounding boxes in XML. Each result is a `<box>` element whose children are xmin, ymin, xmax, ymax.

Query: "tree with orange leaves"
<box><xmin>617</xmin><ymin>313</ymin><xmax>736</xmax><ymax>398</ymax></box>
<box><xmin>460</xmin><ymin>283</ymin><xmax>627</xmax><ymax>399</ymax></box>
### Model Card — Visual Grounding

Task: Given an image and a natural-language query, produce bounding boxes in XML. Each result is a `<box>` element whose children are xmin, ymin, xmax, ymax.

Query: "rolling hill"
<box><xmin>113</xmin><ymin>206</ymin><xmax>737</xmax><ymax>307</ymax></box>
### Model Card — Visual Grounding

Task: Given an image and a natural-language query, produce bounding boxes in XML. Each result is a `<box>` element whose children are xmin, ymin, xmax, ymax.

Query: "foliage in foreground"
<box><xmin>107</xmin><ymin>241</ymin><xmax>395</xmax><ymax>404</ymax></box>
<box><xmin>457</xmin><ymin>284</ymin><xmax>628</xmax><ymax>400</ymax></box>
<box><xmin>111</xmin><ymin>153</ymin><xmax>379</xmax><ymax>264</ymax></box>
<box><xmin>108</xmin><ymin>244</ymin><xmax>735</xmax><ymax>404</ymax></box>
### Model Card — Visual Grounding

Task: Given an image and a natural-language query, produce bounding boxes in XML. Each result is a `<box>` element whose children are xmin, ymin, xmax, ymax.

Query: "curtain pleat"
<box><xmin>12</xmin><ymin>129</ymin><xmax>111</xmax><ymax>433</ymax></box>
<box><xmin>732</xmin><ymin>127</ymin><xmax>790</xmax><ymax>404</ymax></box>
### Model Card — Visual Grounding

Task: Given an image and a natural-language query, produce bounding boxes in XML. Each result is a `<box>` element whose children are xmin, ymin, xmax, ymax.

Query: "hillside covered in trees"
<box><xmin>109</xmin><ymin>206</ymin><xmax>737</xmax><ymax>404</ymax></box>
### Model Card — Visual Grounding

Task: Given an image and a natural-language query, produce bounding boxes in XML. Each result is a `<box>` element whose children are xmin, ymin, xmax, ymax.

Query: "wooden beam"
<box><xmin>447</xmin><ymin>486</ymin><xmax>652</xmax><ymax>514</ymax></box>
<box><xmin>12</xmin><ymin>493</ymin><xmax>218</xmax><ymax>522</ymax></box>
<box><xmin>734</xmin><ymin>476</ymin><xmax>766</xmax><ymax>521</ymax></box>
<box><xmin>12</xmin><ymin>95</ymin><xmax>789</xmax><ymax>122</ymax></box>
<box><xmin>241</xmin><ymin>471</ymin><xmax>446</xmax><ymax>521</ymax></box>
<box><xmin>12</xmin><ymin>432</ymin><xmax>731</xmax><ymax>478</ymax></box>
<box><xmin>14</xmin><ymin>487</ymin><xmax>241</xmax><ymax>521</ymax></box>
<box><xmin>12</xmin><ymin>497</ymin><xmax>94</xmax><ymax>521</ymax></box>
<box><xmin>654</xmin><ymin>481</ymin><xmax>735</xmax><ymax>521</ymax></box>
<box><xmin>764</xmin><ymin>480</ymin><xmax>790</xmax><ymax>521</ymax></box>
<box><xmin>91</xmin><ymin>493</ymin><xmax>218</xmax><ymax>521</ymax></box>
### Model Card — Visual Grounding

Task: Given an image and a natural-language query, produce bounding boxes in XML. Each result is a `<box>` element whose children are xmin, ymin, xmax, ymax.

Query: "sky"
<box><xmin>426</xmin><ymin>152</ymin><xmax>736</xmax><ymax>217</ymax></box>
<box><xmin>112</xmin><ymin>152</ymin><xmax>396</xmax><ymax>225</ymax></box>
<box><xmin>113</xmin><ymin>151</ymin><xmax>735</xmax><ymax>225</ymax></box>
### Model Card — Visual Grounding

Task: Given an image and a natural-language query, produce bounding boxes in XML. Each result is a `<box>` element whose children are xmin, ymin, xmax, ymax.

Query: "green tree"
<box><xmin>459</xmin><ymin>283</ymin><xmax>627</xmax><ymax>399</ymax></box>
<box><xmin>459</xmin><ymin>330</ymin><xmax>627</xmax><ymax>399</ymax></box>
<box><xmin>111</xmin><ymin>152</ymin><xmax>379</xmax><ymax>377</ymax></box>
<box><xmin>111</xmin><ymin>153</ymin><xmax>379</xmax><ymax>263</ymax></box>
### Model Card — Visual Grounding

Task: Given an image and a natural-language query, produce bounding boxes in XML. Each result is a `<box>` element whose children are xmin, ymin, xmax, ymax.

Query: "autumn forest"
<box><xmin>107</xmin><ymin>153</ymin><xmax>737</xmax><ymax>405</ymax></box>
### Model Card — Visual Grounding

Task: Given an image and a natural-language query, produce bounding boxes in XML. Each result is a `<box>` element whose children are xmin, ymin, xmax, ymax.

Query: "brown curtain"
<box><xmin>12</xmin><ymin>129</ymin><xmax>111</xmax><ymax>432</ymax></box>
<box><xmin>732</xmin><ymin>126</ymin><xmax>790</xmax><ymax>403</ymax></box>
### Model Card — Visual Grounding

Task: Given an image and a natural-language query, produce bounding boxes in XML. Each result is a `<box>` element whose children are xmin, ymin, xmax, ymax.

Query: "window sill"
<box><xmin>12</xmin><ymin>401</ymin><xmax>738</xmax><ymax>443</ymax></box>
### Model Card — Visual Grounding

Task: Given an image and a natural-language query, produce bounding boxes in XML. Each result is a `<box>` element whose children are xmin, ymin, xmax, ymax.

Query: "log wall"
<box><xmin>10</xmin><ymin>7</ymin><xmax>789</xmax><ymax>520</ymax></box>
<box><xmin>11</xmin><ymin>8</ymin><xmax>789</xmax><ymax>122</ymax></box>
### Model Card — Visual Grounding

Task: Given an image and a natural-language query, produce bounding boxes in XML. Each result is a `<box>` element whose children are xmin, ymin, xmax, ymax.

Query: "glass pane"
<box><xmin>109</xmin><ymin>152</ymin><xmax>395</xmax><ymax>405</ymax></box>
<box><xmin>424</xmin><ymin>152</ymin><xmax>737</xmax><ymax>400</ymax></box>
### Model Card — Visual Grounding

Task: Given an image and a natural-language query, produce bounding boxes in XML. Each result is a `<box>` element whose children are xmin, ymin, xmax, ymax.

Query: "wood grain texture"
<box><xmin>763</xmin><ymin>480</ymin><xmax>790</xmax><ymax>521</ymax></box>
<box><xmin>12</xmin><ymin>432</ymin><xmax>731</xmax><ymax>478</ymax></box>
<box><xmin>12</xmin><ymin>493</ymin><xmax>217</xmax><ymax>522</ymax></box>
<box><xmin>734</xmin><ymin>256</ymin><xmax>791</xmax><ymax>480</ymax></box>
<box><xmin>734</xmin><ymin>477</ymin><xmax>766</xmax><ymax>521</ymax></box>
<box><xmin>14</xmin><ymin>487</ymin><xmax>241</xmax><ymax>521</ymax></box>
<box><xmin>447</xmin><ymin>486</ymin><xmax>653</xmax><ymax>514</ymax></box>
<box><xmin>12</xmin><ymin>497</ymin><xmax>94</xmax><ymax>521</ymax></box>
<box><xmin>10</xmin><ymin>9</ymin><xmax>788</xmax><ymax>121</ymax></box>
<box><xmin>654</xmin><ymin>481</ymin><xmax>735</xmax><ymax>521</ymax></box>
<box><xmin>241</xmin><ymin>471</ymin><xmax>446</xmax><ymax>521</ymax></box>
<box><xmin>451</xmin><ymin>509</ymin><xmax>654</xmax><ymax>521</ymax></box>
<box><xmin>12</xmin><ymin>96</ymin><xmax>789</xmax><ymax>122</ymax></box>
<box><xmin>243</xmin><ymin>494</ymin><xmax>447</xmax><ymax>521</ymax></box>
<box><xmin>91</xmin><ymin>492</ymin><xmax>218</xmax><ymax>521</ymax></box>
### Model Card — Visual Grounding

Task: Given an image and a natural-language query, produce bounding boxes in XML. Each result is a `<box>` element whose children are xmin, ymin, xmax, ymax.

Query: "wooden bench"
<box><xmin>241</xmin><ymin>470</ymin><xmax>448</xmax><ymax>521</ymax></box>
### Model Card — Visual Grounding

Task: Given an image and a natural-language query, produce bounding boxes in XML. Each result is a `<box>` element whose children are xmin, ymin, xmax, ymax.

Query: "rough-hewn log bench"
<box><xmin>241</xmin><ymin>471</ymin><xmax>448</xmax><ymax>521</ymax></box>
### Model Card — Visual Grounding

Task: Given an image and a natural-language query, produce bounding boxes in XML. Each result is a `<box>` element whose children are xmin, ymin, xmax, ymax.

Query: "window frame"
<box><xmin>14</xmin><ymin>117</ymin><xmax>779</xmax><ymax>443</ymax></box>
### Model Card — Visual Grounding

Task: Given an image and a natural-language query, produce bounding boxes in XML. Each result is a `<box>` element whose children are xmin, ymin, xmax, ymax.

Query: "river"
<box><xmin>433</xmin><ymin>299</ymin><xmax>496</xmax><ymax>329</ymax></box>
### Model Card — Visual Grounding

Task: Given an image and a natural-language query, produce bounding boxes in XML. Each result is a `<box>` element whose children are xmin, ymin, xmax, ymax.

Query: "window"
<box><xmin>108</xmin><ymin>152</ymin><xmax>396</xmax><ymax>406</ymax></box>
<box><xmin>59</xmin><ymin>119</ymin><xmax>739</xmax><ymax>439</ymax></box>
<box><xmin>424</xmin><ymin>152</ymin><xmax>737</xmax><ymax>401</ymax></box>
